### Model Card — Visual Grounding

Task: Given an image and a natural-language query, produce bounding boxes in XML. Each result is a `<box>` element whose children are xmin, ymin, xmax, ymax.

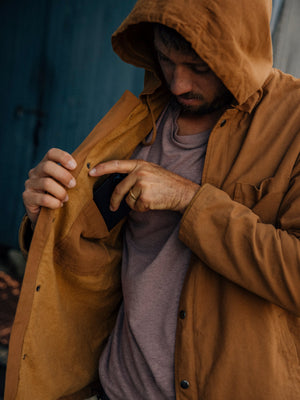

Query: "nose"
<box><xmin>169</xmin><ymin>65</ymin><xmax>193</xmax><ymax>96</ymax></box>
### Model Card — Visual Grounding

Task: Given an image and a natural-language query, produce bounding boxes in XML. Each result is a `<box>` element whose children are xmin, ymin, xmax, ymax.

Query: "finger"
<box><xmin>126</xmin><ymin>191</ymin><xmax>145</xmax><ymax>211</ymax></box>
<box><xmin>0</xmin><ymin>272</ymin><xmax>20</xmax><ymax>289</ymax></box>
<box><xmin>12</xmin><ymin>287</ymin><xmax>20</xmax><ymax>296</ymax></box>
<box><xmin>0</xmin><ymin>327</ymin><xmax>11</xmax><ymax>345</ymax></box>
<box><xmin>0</xmin><ymin>280</ymin><xmax>7</xmax><ymax>289</ymax></box>
<box><xmin>109</xmin><ymin>173</ymin><xmax>138</xmax><ymax>211</ymax></box>
<box><xmin>89</xmin><ymin>159</ymin><xmax>139</xmax><ymax>177</ymax></box>
<box><xmin>23</xmin><ymin>190</ymin><xmax>64</xmax><ymax>212</ymax></box>
<box><xmin>43</xmin><ymin>148</ymin><xmax>77</xmax><ymax>170</ymax></box>
<box><xmin>0</xmin><ymin>327</ymin><xmax>11</xmax><ymax>336</ymax></box>
<box><xmin>25</xmin><ymin>177</ymin><xmax>69</xmax><ymax>202</ymax></box>
<box><xmin>33</xmin><ymin>161</ymin><xmax>76</xmax><ymax>189</ymax></box>
<box><xmin>133</xmin><ymin>198</ymin><xmax>150</xmax><ymax>213</ymax></box>
<box><xmin>22</xmin><ymin>200</ymin><xmax>41</xmax><ymax>226</ymax></box>
<box><xmin>125</xmin><ymin>187</ymin><xmax>151</xmax><ymax>212</ymax></box>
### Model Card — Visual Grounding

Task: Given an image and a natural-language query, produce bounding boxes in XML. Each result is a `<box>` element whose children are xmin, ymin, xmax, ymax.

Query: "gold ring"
<box><xmin>129</xmin><ymin>189</ymin><xmax>138</xmax><ymax>201</ymax></box>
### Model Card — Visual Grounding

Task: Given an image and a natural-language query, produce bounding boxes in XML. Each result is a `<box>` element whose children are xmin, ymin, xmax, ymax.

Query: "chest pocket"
<box><xmin>233</xmin><ymin>177</ymin><xmax>286</xmax><ymax>225</ymax></box>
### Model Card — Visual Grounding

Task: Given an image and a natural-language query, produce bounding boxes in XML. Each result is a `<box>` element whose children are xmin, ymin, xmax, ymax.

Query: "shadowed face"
<box><xmin>154</xmin><ymin>29</ymin><xmax>232</xmax><ymax>115</ymax></box>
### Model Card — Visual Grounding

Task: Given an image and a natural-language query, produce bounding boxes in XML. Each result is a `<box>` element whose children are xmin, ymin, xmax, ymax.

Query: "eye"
<box><xmin>157</xmin><ymin>52</ymin><xmax>173</xmax><ymax>65</ymax></box>
<box><xmin>190</xmin><ymin>65</ymin><xmax>211</xmax><ymax>74</ymax></box>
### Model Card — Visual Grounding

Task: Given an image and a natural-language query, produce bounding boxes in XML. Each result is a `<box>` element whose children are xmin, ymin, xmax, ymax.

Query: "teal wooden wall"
<box><xmin>0</xmin><ymin>0</ymin><xmax>143</xmax><ymax>248</ymax></box>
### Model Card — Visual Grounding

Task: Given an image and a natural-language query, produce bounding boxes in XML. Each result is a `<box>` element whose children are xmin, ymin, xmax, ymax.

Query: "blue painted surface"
<box><xmin>0</xmin><ymin>0</ymin><xmax>143</xmax><ymax>247</ymax></box>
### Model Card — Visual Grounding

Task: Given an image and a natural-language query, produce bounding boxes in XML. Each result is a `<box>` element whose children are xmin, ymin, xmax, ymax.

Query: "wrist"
<box><xmin>178</xmin><ymin>183</ymin><xmax>200</xmax><ymax>213</ymax></box>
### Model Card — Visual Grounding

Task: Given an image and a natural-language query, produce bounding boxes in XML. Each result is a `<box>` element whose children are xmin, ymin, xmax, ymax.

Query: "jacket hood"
<box><xmin>112</xmin><ymin>0</ymin><xmax>273</xmax><ymax>106</ymax></box>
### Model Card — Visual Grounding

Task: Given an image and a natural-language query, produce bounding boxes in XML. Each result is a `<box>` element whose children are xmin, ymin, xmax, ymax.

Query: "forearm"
<box><xmin>179</xmin><ymin>183</ymin><xmax>300</xmax><ymax>315</ymax></box>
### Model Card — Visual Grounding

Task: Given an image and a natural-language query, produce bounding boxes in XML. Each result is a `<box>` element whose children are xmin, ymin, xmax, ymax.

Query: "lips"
<box><xmin>177</xmin><ymin>96</ymin><xmax>202</xmax><ymax>106</ymax></box>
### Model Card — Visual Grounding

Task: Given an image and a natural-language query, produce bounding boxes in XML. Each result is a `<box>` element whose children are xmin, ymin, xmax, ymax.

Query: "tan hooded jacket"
<box><xmin>5</xmin><ymin>0</ymin><xmax>300</xmax><ymax>399</ymax></box>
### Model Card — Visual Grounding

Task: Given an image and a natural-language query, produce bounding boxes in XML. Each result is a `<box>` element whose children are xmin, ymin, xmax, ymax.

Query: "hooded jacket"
<box><xmin>5</xmin><ymin>0</ymin><xmax>300</xmax><ymax>399</ymax></box>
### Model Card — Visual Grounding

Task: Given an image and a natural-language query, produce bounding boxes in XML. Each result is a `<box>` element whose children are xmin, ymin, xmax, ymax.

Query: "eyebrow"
<box><xmin>155</xmin><ymin>49</ymin><xmax>170</xmax><ymax>59</ymax></box>
<box><xmin>156</xmin><ymin>48</ymin><xmax>209</xmax><ymax>68</ymax></box>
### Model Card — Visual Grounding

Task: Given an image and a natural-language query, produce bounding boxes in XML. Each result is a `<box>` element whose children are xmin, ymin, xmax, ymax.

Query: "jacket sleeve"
<box><xmin>179</xmin><ymin>160</ymin><xmax>300</xmax><ymax>316</ymax></box>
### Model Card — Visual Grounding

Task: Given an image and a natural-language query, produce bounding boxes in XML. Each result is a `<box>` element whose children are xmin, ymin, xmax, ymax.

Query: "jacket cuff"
<box><xmin>179</xmin><ymin>183</ymin><xmax>229</xmax><ymax>249</ymax></box>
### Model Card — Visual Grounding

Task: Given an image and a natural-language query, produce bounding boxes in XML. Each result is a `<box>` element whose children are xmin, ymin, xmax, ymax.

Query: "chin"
<box><xmin>179</xmin><ymin>103</ymin><xmax>216</xmax><ymax>116</ymax></box>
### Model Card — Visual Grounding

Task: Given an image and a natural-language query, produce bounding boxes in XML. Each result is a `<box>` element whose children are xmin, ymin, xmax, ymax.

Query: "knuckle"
<box><xmin>136</xmin><ymin>169</ymin><xmax>146</xmax><ymax>179</ymax></box>
<box><xmin>46</xmin><ymin>148</ymin><xmax>55</xmax><ymax>159</ymax></box>
<box><xmin>40</xmin><ymin>195</ymin><xmax>59</xmax><ymax>209</ymax></box>
<box><xmin>22</xmin><ymin>191</ymin><xmax>28</xmax><ymax>202</ymax></box>
<box><xmin>114</xmin><ymin>185</ymin><xmax>122</xmax><ymax>196</ymax></box>
<box><xmin>24</xmin><ymin>179</ymin><xmax>31</xmax><ymax>190</ymax></box>
<box><xmin>47</xmin><ymin>148</ymin><xmax>59</xmax><ymax>159</ymax></box>
<box><xmin>135</xmin><ymin>201</ymin><xmax>146</xmax><ymax>213</ymax></box>
<box><xmin>28</xmin><ymin>168</ymin><xmax>35</xmax><ymax>178</ymax></box>
<box><xmin>113</xmin><ymin>160</ymin><xmax>121</xmax><ymax>169</ymax></box>
<box><xmin>135</xmin><ymin>180</ymin><xmax>145</xmax><ymax>191</ymax></box>
<box><xmin>40</xmin><ymin>198</ymin><xmax>49</xmax><ymax>208</ymax></box>
<box><xmin>138</xmin><ymin>193</ymin><xmax>147</xmax><ymax>203</ymax></box>
<box><xmin>66</xmin><ymin>170</ymin><xmax>74</xmax><ymax>181</ymax></box>
<box><xmin>43</xmin><ymin>177</ymin><xmax>52</xmax><ymax>192</ymax></box>
<box><xmin>42</xmin><ymin>160</ymin><xmax>56</xmax><ymax>176</ymax></box>
<box><xmin>61</xmin><ymin>151</ymin><xmax>71</xmax><ymax>165</ymax></box>
<box><xmin>58</xmin><ymin>188</ymin><xmax>67</xmax><ymax>200</ymax></box>
<box><xmin>39</xmin><ymin>196</ymin><xmax>49</xmax><ymax>207</ymax></box>
<box><xmin>40</xmin><ymin>160</ymin><xmax>49</xmax><ymax>173</ymax></box>
<box><xmin>135</xmin><ymin>159</ymin><xmax>145</xmax><ymax>170</ymax></box>
<box><xmin>139</xmin><ymin>192</ymin><xmax>152</xmax><ymax>209</ymax></box>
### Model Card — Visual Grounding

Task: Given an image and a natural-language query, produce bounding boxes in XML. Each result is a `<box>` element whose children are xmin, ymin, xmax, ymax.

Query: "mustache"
<box><xmin>177</xmin><ymin>92</ymin><xmax>204</xmax><ymax>101</ymax></box>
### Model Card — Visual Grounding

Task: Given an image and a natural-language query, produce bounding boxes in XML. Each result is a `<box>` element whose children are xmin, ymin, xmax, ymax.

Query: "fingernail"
<box><xmin>89</xmin><ymin>168</ymin><xmax>96</xmax><ymax>176</ymax></box>
<box><xmin>67</xmin><ymin>160</ymin><xmax>77</xmax><ymax>169</ymax></box>
<box><xmin>68</xmin><ymin>178</ymin><xmax>76</xmax><ymax>188</ymax></box>
<box><xmin>63</xmin><ymin>194</ymin><xmax>69</xmax><ymax>202</ymax></box>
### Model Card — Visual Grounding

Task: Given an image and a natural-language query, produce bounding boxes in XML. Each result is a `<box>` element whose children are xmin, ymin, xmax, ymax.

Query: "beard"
<box><xmin>173</xmin><ymin>89</ymin><xmax>233</xmax><ymax>116</ymax></box>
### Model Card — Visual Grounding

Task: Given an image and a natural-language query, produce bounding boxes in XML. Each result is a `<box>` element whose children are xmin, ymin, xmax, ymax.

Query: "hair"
<box><xmin>153</xmin><ymin>23</ymin><xmax>196</xmax><ymax>54</ymax></box>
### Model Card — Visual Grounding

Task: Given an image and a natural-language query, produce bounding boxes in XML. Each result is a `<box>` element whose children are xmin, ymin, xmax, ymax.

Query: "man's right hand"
<box><xmin>22</xmin><ymin>148</ymin><xmax>77</xmax><ymax>227</ymax></box>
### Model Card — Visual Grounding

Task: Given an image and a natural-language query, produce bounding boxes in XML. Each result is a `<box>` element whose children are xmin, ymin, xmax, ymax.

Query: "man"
<box><xmin>5</xmin><ymin>0</ymin><xmax>300</xmax><ymax>399</ymax></box>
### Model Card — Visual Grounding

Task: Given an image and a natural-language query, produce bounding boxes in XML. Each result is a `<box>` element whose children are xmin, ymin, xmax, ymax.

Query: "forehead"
<box><xmin>153</xmin><ymin>29</ymin><xmax>204</xmax><ymax>64</ymax></box>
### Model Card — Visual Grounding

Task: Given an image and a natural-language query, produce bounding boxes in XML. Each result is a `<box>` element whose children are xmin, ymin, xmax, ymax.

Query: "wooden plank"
<box><xmin>35</xmin><ymin>0</ymin><xmax>143</xmax><ymax>156</ymax></box>
<box><xmin>0</xmin><ymin>0</ymin><xmax>48</xmax><ymax>247</ymax></box>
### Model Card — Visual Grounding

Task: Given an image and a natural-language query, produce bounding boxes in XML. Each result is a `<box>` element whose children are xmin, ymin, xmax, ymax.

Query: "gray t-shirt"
<box><xmin>99</xmin><ymin>102</ymin><xmax>210</xmax><ymax>399</ymax></box>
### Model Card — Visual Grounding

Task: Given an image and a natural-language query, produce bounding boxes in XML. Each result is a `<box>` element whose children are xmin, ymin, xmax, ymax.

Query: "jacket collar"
<box><xmin>234</xmin><ymin>71</ymin><xmax>274</xmax><ymax>114</ymax></box>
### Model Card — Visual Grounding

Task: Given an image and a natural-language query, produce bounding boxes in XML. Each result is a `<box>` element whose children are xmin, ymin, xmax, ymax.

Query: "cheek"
<box><xmin>195</xmin><ymin>76</ymin><xmax>224</xmax><ymax>98</ymax></box>
<box><xmin>159</xmin><ymin>63</ymin><xmax>174</xmax><ymax>85</ymax></box>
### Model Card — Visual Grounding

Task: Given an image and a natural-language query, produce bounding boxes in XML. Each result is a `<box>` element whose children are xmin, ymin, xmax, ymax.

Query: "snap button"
<box><xmin>180</xmin><ymin>380</ymin><xmax>190</xmax><ymax>389</ymax></box>
<box><xmin>179</xmin><ymin>310</ymin><xmax>186</xmax><ymax>319</ymax></box>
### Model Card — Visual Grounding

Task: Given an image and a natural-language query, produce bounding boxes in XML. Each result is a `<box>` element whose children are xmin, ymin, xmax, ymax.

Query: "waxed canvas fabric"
<box><xmin>112</xmin><ymin>0</ymin><xmax>273</xmax><ymax>105</ymax></box>
<box><xmin>5</xmin><ymin>0</ymin><xmax>300</xmax><ymax>399</ymax></box>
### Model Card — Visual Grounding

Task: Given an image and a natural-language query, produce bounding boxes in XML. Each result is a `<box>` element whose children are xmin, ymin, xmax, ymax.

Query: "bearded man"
<box><xmin>5</xmin><ymin>0</ymin><xmax>300</xmax><ymax>399</ymax></box>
